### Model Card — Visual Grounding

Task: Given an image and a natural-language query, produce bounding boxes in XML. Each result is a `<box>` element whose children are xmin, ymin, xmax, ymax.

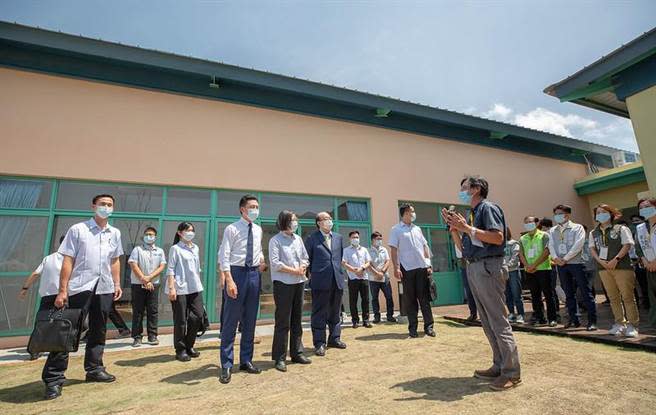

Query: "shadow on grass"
<box><xmin>160</xmin><ymin>364</ymin><xmax>220</xmax><ymax>385</ymax></box>
<box><xmin>354</xmin><ymin>333</ymin><xmax>409</xmax><ymax>341</ymax></box>
<box><xmin>436</xmin><ymin>320</ymin><xmax>470</xmax><ymax>329</ymax></box>
<box><xmin>114</xmin><ymin>354</ymin><xmax>173</xmax><ymax>367</ymax></box>
<box><xmin>0</xmin><ymin>379</ymin><xmax>85</xmax><ymax>404</ymax></box>
<box><xmin>391</xmin><ymin>376</ymin><xmax>489</xmax><ymax>402</ymax></box>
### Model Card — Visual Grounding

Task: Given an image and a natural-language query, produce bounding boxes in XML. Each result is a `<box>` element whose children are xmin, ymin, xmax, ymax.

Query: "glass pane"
<box><xmin>0</xmin><ymin>178</ymin><xmax>52</xmax><ymax>209</ymax></box>
<box><xmin>217</xmin><ymin>190</ymin><xmax>252</xmax><ymax>217</ymax></box>
<box><xmin>166</xmin><ymin>188</ymin><xmax>210</xmax><ymax>216</ymax></box>
<box><xmin>261</xmin><ymin>193</ymin><xmax>333</xmax><ymax>220</ymax></box>
<box><xmin>429</xmin><ymin>229</ymin><xmax>453</xmax><ymax>272</ymax></box>
<box><xmin>50</xmin><ymin>216</ymin><xmax>88</xmax><ymax>254</ymax></box>
<box><xmin>0</xmin><ymin>216</ymin><xmax>48</xmax><ymax>272</ymax></box>
<box><xmin>0</xmin><ymin>276</ymin><xmax>39</xmax><ymax>331</ymax></box>
<box><xmin>337</xmin><ymin>199</ymin><xmax>369</xmax><ymax>221</ymax></box>
<box><xmin>215</xmin><ymin>222</ymin><xmax>229</xmax><ymax>321</ymax></box>
<box><xmin>57</xmin><ymin>182</ymin><xmax>162</xmax><ymax>213</ymax></box>
<box><xmin>259</xmin><ymin>223</ymin><xmax>278</xmax><ymax>317</ymax></box>
<box><xmin>398</xmin><ymin>201</ymin><xmax>439</xmax><ymax>224</ymax></box>
<box><xmin>160</xmin><ymin>221</ymin><xmax>207</xmax><ymax>321</ymax></box>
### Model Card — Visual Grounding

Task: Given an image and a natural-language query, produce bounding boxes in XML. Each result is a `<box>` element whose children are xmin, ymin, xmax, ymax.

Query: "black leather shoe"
<box><xmin>466</xmin><ymin>314</ymin><xmax>478</xmax><ymax>322</ymax></box>
<box><xmin>86</xmin><ymin>370</ymin><xmax>116</xmax><ymax>383</ymax></box>
<box><xmin>352</xmin><ymin>321</ymin><xmax>359</xmax><ymax>328</ymax></box>
<box><xmin>408</xmin><ymin>332</ymin><xmax>419</xmax><ymax>338</ymax></box>
<box><xmin>363</xmin><ymin>321</ymin><xmax>373</xmax><ymax>328</ymax></box>
<box><xmin>219</xmin><ymin>367</ymin><xmax>231</xmax><ymax>384</ymax></box>
<box><xmin>291</xmin><ymin>355</ymin><xmax>312</xmax><ymax>364</ymax></box>
<box><xmin>44</xmin><ymin>384</ymin><xmax>62</xmax><ymax>400</ymax></box>
<box><xmin>275</xmin><ymin>360</ymin><xmax>287</xmax><ymax>372</ymax></box>
<box><xmin>239</xmin><ymin>362</ymin><xmax>262</xmax><ymax>374</ymax></box>
<box><xmin>175</xmin><ymin>351</ymin><xmax>191</xmax><ymax>362</ymax></box>
<box><xmin>327</xmin><ymin>340</ymin><xmax>347</xmax><ymax>349</ymax></box>
<box><xmin>373</xmin><ymin>317</ymin><xmax>381</xmax><ymax>324</ymax></box>
<box><xmin>564</xmin><ymin>321</ymin><xmax>581</xmax><ymax>329</ymax></box>
<box><xmin>187</xmin><ymin>348</ymin><xmax>200</xmax><ymax>358</ymax></box>
<box><xmin>315</xmin><ymin>344</ymin><xmax>326</xmax><ymax>356</ymax></box>
<box><xmin>387</xmin><ymin>316</ymin><xmax>398</xmax><ymax>323</ymax></box>
<box><xmin>425</xmin><ymin>328</ymin><xmax>436</xmax><ymax>337</ymax></box>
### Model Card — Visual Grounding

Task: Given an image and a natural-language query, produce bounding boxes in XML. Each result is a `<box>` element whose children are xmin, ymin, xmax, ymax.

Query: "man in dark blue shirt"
<box><xmin>442</xmin><ymin>175</ymin><xmax>521</xmax><ymax>391</ymax></box>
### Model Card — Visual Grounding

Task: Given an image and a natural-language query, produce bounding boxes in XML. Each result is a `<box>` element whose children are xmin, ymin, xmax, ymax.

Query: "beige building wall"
<box><xmin>585</xmin><ymin>182</ymin><xmax>649</xmax><ymax>212</ymax></box>
<box><xmin>0</xmin><ymin>67</ymin><xmax>592</xmax><ymax>239</ymax></box>
<box><xmin>627</xmin><ymin>85</ymin><xmax>656</xmax><ymax>194</ymax></box>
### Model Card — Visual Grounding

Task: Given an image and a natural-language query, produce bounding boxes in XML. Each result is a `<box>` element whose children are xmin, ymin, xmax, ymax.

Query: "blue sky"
<box><xmin>2</xmin><ymin>0</ymin><xmax>654</xmax><ymax>152</ymax></box>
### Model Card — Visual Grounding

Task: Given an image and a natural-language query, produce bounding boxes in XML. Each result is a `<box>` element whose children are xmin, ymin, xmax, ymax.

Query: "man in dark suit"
<box><xmin>304</xmin><ymin>211</ymin><xmax>347</xmax><ymax>356</ymax></box>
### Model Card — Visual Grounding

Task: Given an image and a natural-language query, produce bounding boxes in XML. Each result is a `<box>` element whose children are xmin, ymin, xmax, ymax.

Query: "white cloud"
<box><xmin>476</xmin><ymin>104</ymin><xmax>637</xmax><ymax>152</ymax></box>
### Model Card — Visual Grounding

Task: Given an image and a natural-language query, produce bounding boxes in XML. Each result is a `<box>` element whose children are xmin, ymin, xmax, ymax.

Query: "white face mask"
<box><xmin>182</xmin><ymin>231</ymin><xmax>195</xmax><ymax>242</ymax></box>
<box><xmin>351</xmin><ymin>238</ymin><xmax>360</xmax><ymax>247</ymax></box>
<box><xmin>374</xmin><ymin>239</ymin><xmax>383</xmax><ymax>247</ymax></box>
<box><xmin>143</xmin><ymin>235</ymin><xmax>156</xmax><ymax>245</ymax></box>
<box><xmin>321</xmin><ymin>219</ymin><xmax>333</xmax><ymax>231</ymax></box>
<box><xmin>410</xmin><ymin>212</ymin><xmax>417</xmax><ymax>222</ymax></box>
<box><xmin>95</xmin><ymin>205</ymin><xmax>113</xmax><ymax>219</ymax></box>
<box><xmin>290</xmin><ymin>220</ymin><xmax>299</xmax><ymax>232</ymax></box>
<box><xmin>246</xmin><ymin>208</ymin><xmax>259</xmax><ymax>222</ymax></box>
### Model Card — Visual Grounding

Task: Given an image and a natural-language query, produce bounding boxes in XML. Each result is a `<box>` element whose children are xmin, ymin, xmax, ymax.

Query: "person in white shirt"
<box><xmin>45</xmin><ymin>194</ymin><xmax>124</xmax><ymax>400</ymax></box>
<box><xmin>389</xmin><ymin>204</ymin><xmax>435</xmax><ymax>338</ymax></box>
<box><xmin>268</xmin><ymin>210</ymin><xmax>312</xmax><ymax>372</ymax></box>
<box><xmin>19</xmin><ymin>235</ymin><xmax>65</xmax><ymax>360</ymax></box>
<box><xmin>548</xmin><ymin>204</ymin><xmax>597</xmax><ymax>331</ymax></box>
<box><xmin>217</xmin><ymin>194</ymin><xmax>267</xmax><ymax>384</ymax></box>
<box><xmin>166</xmin><ymin>222</ymin><xmax>204</xmax><ymax>362</ymax></box>
<box><xmin>342</xmin><ymin>230</ymin><xmax>372</xmax><ymax>328</ymax></box>
<box><xmin>368</xmin><ymin>231</ymin><xmax>396</xmax><ymax>323</ymax></box>
<box><xmin>128</xmin><ymin>226</ymin><xmax>166</xmax><ymax>347</ymax></box>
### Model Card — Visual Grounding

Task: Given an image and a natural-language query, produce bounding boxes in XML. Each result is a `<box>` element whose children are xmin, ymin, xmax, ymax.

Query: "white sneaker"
<box><xmin>608</xmin><ymin>323</ymin><xmax>625</xmax><ymax>336</ymax></box>
<box><xmin>625</xmin><ymin>324</ymin><xmax>639</xmax><ymax>338</ymax></box>
<box><xmin>516</xmin><ymin>315</ymin><xmax>525</xmax><ymax>324</ymax></box>
<box><xmin>508</xmin><ymin>313</ymin><xmax>516</xmax><ymax>323</ymax></box>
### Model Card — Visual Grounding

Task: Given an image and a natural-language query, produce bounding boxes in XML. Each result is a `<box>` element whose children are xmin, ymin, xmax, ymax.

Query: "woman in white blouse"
<box><xmin>166</xmin><ymin>222</ymin><xmax>204</xmax><ymax>362</ymax></box>
<box><xmin>268</xmin><ymin>210</ymin><xmax>312</xmax><ymax>372</ymax></box>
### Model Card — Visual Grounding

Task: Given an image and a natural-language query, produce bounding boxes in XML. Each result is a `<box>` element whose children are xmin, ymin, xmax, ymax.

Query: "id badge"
<box><xmin>528</xmin><ymin>248</ymin><xmax>536</xmax><ymax>258</ymax></box>
<box><xmin>558</xmin><ymin>243</ymin><xmax>568</xmax><ymax>256</ymax></box>
<box><xmin>599</xmin><ymin>247</ymin><xmax>609</xmax><ymax>260</ymax></box>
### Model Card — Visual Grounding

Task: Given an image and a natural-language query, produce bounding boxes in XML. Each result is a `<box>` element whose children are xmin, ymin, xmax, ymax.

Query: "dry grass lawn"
<box><xmin>1</xmin><ymin>318</ymin><xmax>655</xmax><ymax>415</ymax></box>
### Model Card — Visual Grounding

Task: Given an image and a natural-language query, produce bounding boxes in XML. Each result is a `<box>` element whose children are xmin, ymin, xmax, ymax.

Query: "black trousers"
<box><xmin>635</xmin><ymin>265</ymin><xmax>650</xmax><ymax>308</ymax></box>
<box><xmin>348</xmin><ymin>279</ymin><xmax>370</xmax><ymax>323</ymax></box>
<box><xmin>170</xmin><ymin>292</ymin><xmax>204</xmax><ymax>353</ymax></box>
<box><xmin>272</xmin><ymin>281</ymin><xmax>305</xmax><ymax>361</ymax></box>
<box><xmin>526</xmin><ymin>270</ymin><xmax>557</xmax><ymax>322</ymax></box>
<box><xmin>370</xmin><ymin>280</ymin><xmax>394</xmax><ymax>320</ymax></box>
<box><xmin>131</xmin><ymin>284</ymin><xmax>159</xmax><ymax>339</ymax></box>
<box><xmin>42</xmin><ymin>291</ymin><xmax>113</xmax><ymax>386</ymax></box>
<box><xmin>401</xmin><ymin>266</ymin><xmax>434</xmax><ymax>334</ymax></box>
<box><xmin>109</xmin><ymin>302</ymin><xmax>129</xmax><ymax>332</ymax></box>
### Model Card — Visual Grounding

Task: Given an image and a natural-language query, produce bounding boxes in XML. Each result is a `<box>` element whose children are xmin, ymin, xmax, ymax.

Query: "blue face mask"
<box><xmin>523</xmin><ymin>222</ymin><xmax>537</xmax><ymax>232</ymax></box>
<box><xmin>640</xmin><ymin>206</ymin><xmax>656</xmax><ymax>219</ymax></box>
<box><xmin>458</xmin><ymin>191</ymin><xmax>472</xmax><ymax>204</ymax></box>
<box><xmin>554</xmin><ymin>214</ymin><xmax>566</xmax><ymax>224</ymax></box>
<box><xmin>596</xmin><ymin>212</ymin><xmax>611</xmax><ymax>223</ymax></box>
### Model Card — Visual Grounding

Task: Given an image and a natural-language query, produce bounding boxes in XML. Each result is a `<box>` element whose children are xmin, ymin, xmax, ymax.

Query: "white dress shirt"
<box><xmin>269</xmin><ymin>232</ymin><xmax>310</xmax><ymax>285</ymax></box>
<box><xmin>33</xmin><ymin>252</ymin><xmax>64</xmax><ymax>297</ymax></box>
<box><xmin>58</xmin><ymin>218</ymin><xmax>124</xmax><ymax>296</ymax></box>
<box><xmin>343</xmin><ymin>245</ymin><xmax>372</xmax><ymax>280</ymax></box>
<box><xmin>388</xmin><ymin>222</ymin><xmax>430</xmax><ymax>271</ymax></box>
<box><xmin>128</xmin><ymin>244</ymin><xmax>167</xmax><ymax>285</ymax></box>
<box><xmin>218</xmin><ymin>218</ymin><xmax>264</xmax><ymax>271</ymax></box>
<box><xmin>369</xmin><ymin>246</ymin><xmax>390</xmax><ymax>282</ymax></box>
<box><xmin>166</xmin><ymin>241</ymin><xmax>204</xmax><ymax>295</ymax></box>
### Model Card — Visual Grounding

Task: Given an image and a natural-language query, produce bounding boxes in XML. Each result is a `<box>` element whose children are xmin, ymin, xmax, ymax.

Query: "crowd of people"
<box><xmin>17</xmin><ymin>175</ymin><xmax>656</xmax><ymax>401</ymax></box>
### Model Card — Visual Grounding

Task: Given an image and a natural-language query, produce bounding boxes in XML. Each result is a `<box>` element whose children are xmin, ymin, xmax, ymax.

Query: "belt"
<box><xmin>466</xmin><ymin>255</ymin><xmax>503</xmax><ymax>265</ymax></box>
<box><xmin>230</xmin><ymin>265</ymin><xmax>260</xmax><ymax>271</ymax></box>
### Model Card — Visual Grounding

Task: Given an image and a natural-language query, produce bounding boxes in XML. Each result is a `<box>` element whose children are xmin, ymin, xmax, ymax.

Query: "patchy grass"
<box><xmin>1</xmin><ymin>318</ymin><xmax>655</xmax><ymax>414</ymax></box>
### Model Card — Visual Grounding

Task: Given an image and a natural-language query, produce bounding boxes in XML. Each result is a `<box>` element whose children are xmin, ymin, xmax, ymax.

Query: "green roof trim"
<box><xmin>574</xmin><ymin>163</ymin><xmax>646</xmax><ymax>195</ymax></box>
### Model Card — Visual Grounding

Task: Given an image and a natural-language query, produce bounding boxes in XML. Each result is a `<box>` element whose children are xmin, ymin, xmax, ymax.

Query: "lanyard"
<box><xmin>558</xmin><ymin>225</ymin><xmax>567</xmax><ymax>242</ymax></box>
<box><xmin>469</xmin><ymin>211</ymin><xmax>474</xmax><ymax>226</ymax></box>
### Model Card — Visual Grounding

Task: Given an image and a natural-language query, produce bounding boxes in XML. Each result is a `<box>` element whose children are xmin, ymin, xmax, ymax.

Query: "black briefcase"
<box><xmin>27</xmin><ymin>307</ymin><xmax>85</xmax><ymax>354</ymax></box>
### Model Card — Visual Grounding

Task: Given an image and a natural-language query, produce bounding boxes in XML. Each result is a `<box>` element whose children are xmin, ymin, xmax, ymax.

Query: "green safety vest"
<box><xmin>520</xmin><ymin>230</ymin><xmax>551</xmax><ymax>271</ymax></box>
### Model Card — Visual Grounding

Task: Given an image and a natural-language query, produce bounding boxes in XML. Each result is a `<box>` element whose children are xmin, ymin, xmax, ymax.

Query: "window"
<box><xmin>261</xmin><ymin>194</ymin><xmax>333</xmax><ymax>220</ymax></box>
<box><xmin>0</xmin><ymin>276</ymin><xmax>39</xmax><ymax>331</ymax></box>
<box><xmin>166</xmin><ymin>188</ymin><xmax>210</xmax><ymax>215</ymax></box>
<box><xmin>217</xmin><ymin>190</ymin><xmax>252</xmax><ymax>217</ymax></box>
<box><xmin>0</xmin><ymin>178</ymin><xmax>52</xmax><ymax>209</ymax></box>
<box><xmin>0</xmin><ymin>216</ymin><xmax>48</xmax><ymax>272</ymax></box>
<box><xmin>337</xmin><ymin>199</ymin><xmax>369</xmax><ymax>221</ymax></box>
<box><xmin>429</xmin><ymin>229</ymin><xmax>453</xmax><ymax>272</ymax></box>
<box><xmin>57</xmin><ymin>181</ymin><xmax>162</xmax><ymax>213</ymax></box>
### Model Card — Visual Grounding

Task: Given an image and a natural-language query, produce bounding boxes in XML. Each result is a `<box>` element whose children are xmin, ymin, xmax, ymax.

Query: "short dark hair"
<box><xmin>348</xmin><ymin>230</ymin><xmax>360</xmax><ymax>237</ymax></box>
<box><xmin>239</xmin><ymin>194</ymin><xmax>258</xmax><ymax>208</ymax></box>
<box><xmin>92</xmin><ymin>194</ymin><xmax>115</xmax><ymax>204</ymax></box>
<box><xmin>144</xmin><ymin>227</ymin><xmax>158</xmax><ymax>235</ymax></box>
<box><xmin>523</xmin><ymin>216</ymin><xmax>539</xmax><ymax>223</ymax></box>
<box><xmin>539</xmin><ymin>218</ymin><xmax>553</xmax><ymax>228</ymax></box>
<box><xmin>553</xmin><ymin>204</ymin><xmax>572</xmax><ymax>214</ymax></box>
<box><xmin>399</xmin><ymin>203</ymin><xmax>413</xmax><ymax>217</ymax></box>
<box><xmin>630</xmin><ymin>214</ymin><xmax>645</xmax><ymax>221</ymax></box>
<box><xmin>276</xmin><ymin>210</ymin><xmax>295</xmax><ymax>232</ymax></box>
<box><xmin>371</xmin><ymin>231</ymin><xmax>382</xmax><ymax>240</ymax></box>
<box><xmin>460</xmin><ymin>175</ymin><xmax>489</xmax><ymax>198</ymax></box>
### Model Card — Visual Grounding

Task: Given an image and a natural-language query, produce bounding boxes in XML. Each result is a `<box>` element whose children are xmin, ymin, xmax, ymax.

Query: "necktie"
<box><xmin>325</xmin><ymin>233</ymin><xmax>331</xmax><ymax>250</ymax></box>
<box><xmin>245</xmin><ymin>222</ymin><xmax>253</xmax><ymax>267</ymax></box>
